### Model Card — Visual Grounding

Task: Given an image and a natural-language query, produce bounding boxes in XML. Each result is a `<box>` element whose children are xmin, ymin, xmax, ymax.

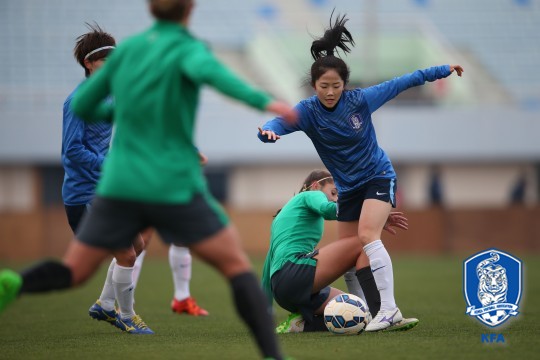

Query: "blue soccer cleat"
<box><xmin>0</xmin><ymin>269</ymin><xmax>22</xmax><ymax>314</ymax></box>
<box><xmin>115</xmin><ymin>314</ymin><xmax>154</xmax><ymax>334</ymax></box>
<box><xmin>88</xmin><ymin>300</ymin><xmax>117</xmax><ymax>325</ymax></box>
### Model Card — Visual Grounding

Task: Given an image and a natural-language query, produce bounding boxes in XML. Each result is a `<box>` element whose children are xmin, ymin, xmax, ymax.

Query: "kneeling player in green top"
<box><xmin>262</xmin><ymin>170</ymin><xmax>419</xmax><ymax>333</ymax></box>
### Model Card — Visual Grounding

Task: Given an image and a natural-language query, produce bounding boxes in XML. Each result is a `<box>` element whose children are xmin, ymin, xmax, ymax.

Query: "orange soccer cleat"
<box><xmin>171</xmin><ymin>297</ymin><xmax>209</xmax><ymax>316</ymax></box>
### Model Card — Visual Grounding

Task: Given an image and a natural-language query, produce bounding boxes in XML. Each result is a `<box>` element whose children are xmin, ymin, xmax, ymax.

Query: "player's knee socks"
<box><xmin>132</xmin><ymin>250</ymin><xmax>146</xmax><ymax>290</ymax></box>
<box><xmin>355</xmin><ymin>266</ymin><xmax>381</xmax><ymax>316</ymax></box>
<box><xmin>344</xmin><ymin>267</ymin><xmax>368</xmax><ymax>305</ymax></box>
<box><xmin>169</xmin><ymin>245</ymin><xmax>191</xmax><ymax>300</ymax></box>
<box><xmin>19</xmin><ymin>260</ymin><xmax>72</xmax><ymax>293</ymax></box>
<box><xmin>112</xmin><ymin>264</ymin><xmax>135</xmax><ymax>319</ymax></box>
<box><xmin>304</xmin><ymin>314</ymin><xmax>328</xmax><ymax>332</ymax></box>
<box><xmin>230</xmin><ymin>272</ymin><xmax>283</xmax><ymax>360</ymax></box>
<box><xmin>363</xmin><ymin>240</ymin><xmax>396</xmax><ymax>311</ymax></box>
<box><xmin>98</xmin><ymin>258</ymin><xmax>116</xmax><ymax>311</ymax></box>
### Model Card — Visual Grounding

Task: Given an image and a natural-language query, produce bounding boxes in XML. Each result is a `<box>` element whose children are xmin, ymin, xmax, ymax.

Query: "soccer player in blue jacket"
<box><xmin>258</xmin><ymin>12</ymin><xmax>463</xmax><ymax>331</ymax></box>
<box><xmin>63</xmin><ymin>24</ymin><xmax>209</xmax><ymax>331</ymax></box>
<box><xmin>61</xmin><ymin>23</ymin><xmax>154</xmax><ymax>334</ymax></box>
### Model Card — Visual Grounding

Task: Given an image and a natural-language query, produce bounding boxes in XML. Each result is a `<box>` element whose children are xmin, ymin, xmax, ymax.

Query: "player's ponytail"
<box><xmin>310</xmin><ymin>12</ymin><xmax>354</xmax><ymax>60</ymax></box>
<box><xmin>309</xmin><ymin>11</ymin><xmax>354</xmax><ymax>86</ymax></box>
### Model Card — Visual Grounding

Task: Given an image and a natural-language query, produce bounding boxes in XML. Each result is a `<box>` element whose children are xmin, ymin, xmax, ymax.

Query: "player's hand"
<box><xmin>265</xmin><ymin>100</ymin><xmax>298</xmax><ymax>125</ymax></box>
<box><xmin>450</xmin><ymin>65</ymin><xmax>464</xmax><ymax>77</ymax></box>
<box><xmin>258</xmin><ymin>127</ymin><xmax>281</xmax><ymax>141</ymax></box>
<box><xmin>383</xmin><ymin>212</ymin><xmax>408</xmax><ymax>235</ymax></box>
<box><xmin>199</xmin><ymin>152</ymin><xmax>208</xmax><ymax>166</ymax></box>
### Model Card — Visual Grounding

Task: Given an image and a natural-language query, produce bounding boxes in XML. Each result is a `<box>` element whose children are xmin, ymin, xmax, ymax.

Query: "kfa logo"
<box><xmin>481</xmin><ymin>334</ymin><xmax>505</xmax><ymax>343</ymax></box>
<box><xmin>348</xmin><ymin>114</ymin><xmax>363</xmax><ymax>132</ymax></box>
<box><xmin>463</xmin><ymin>249</ymin><xmax>522</xmax><ymax>327</ymax></box>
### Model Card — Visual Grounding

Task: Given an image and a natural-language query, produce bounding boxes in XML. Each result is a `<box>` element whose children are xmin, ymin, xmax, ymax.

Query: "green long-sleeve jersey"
<box><xmin>71</xmin><ymin>21</ymin><xmax>272</xmax><ymax>203</ymax></box>
<box><xmin>261</xmin><ymin>190</ymin><xmax>337</xmax><ymax>303</ymax></box>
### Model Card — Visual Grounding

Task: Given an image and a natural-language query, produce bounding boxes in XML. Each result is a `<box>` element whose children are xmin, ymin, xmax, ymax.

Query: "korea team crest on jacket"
<box><xmin>348</xmin><ymin>113</ymin><xmax>363</xmax><ymax>132</ymax></box>
<box><xmin>463</xmin><ymin>249</ymin><xmax>522</xmax><ymax>327</ymax></box>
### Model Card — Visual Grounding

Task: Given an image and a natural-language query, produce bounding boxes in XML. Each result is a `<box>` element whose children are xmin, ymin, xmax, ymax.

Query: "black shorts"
<box><xmin>64</xmin><ymin>204</ymin><xmax>90</xmax><ymax>233</ymax></box>
<box><xmin>76</xmin><ymin>192</ymin><xmax>229</xmax><ymax>250</ymax></box>
<box><xmin>337</xmin><ymin>178</ymin><xmax>397</xmax><ymax>222</ymax></box>
<box><xmin>271</xmin><ymin>250</ymin><xmax>331</xmax><ymax>323</ymax></box>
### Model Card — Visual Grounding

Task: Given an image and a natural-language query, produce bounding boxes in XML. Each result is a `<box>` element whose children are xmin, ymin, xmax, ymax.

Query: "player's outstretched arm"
<box><xmin>257</xmin><ymin>103</ymin><xmax>302</xmax><ymax>143</ymax></box>
<box><xmin>265</xmin><ymin>100</ymin><xmax>298</xmax><ymax>124</ymax></box>
<box><xmin>258</xmin><ymin>127</ymin><xmax>281</xmax><ymax>142</ymax></box>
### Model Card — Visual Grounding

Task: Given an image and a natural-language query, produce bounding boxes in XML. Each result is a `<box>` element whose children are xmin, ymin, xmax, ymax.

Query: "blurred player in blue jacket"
<box><xmin>61</xmin><ymin>23</ymin><xmax>154</xmax><ymax>334</ymax></box>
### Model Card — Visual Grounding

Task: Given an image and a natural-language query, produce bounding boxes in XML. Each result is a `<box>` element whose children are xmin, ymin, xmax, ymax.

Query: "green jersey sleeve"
<box><xmin>71</xmin><ymin>54</ymin><xmax>116</xmax><ymax>123</ymax></box>
<box><xmin>303</xmin><ymin>191</ymin><xmax>337</xmax><ymax>220</ymax></box>
<box><xmin>180</xmin><ymin>42</ymin><xmax>272</xmax><ymax>111</ymax></box>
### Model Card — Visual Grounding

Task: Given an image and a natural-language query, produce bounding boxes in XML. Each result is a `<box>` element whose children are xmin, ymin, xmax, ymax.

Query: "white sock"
<box><xmin>343</xmin><ymin>267</ymin><xmax>368</xmax><ymax>311</ymax></box>
<box><xmin>132</xmin><ymin>249</ymin><xmax>146</xmax><ymax>289</ymax></box>
<box><xmin>98</xmin><ymin>258</ymin><xmax>116</xmax><ymax>311</ymax></box>
<box><xmin>113</xmin><ymin>264</ymin><xmax>136</xmax><ymax>319</ymax></box>
<box><xmin>169</xmin><ymin>245</ymin><xmax>192</xmax><ymax>301</ymax></box>
<box><xmin>363</xmin><ymin>240</ymin><xmax>396</xmax><ymax>311</ymax></box>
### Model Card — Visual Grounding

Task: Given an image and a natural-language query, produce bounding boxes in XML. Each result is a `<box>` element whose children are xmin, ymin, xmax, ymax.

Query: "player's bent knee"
<box><xmin>338</xmin><ymin>236</ymin><xmax>364</xmax><ymax>254</ymax></box>
<box><xmin>358</xmin><ymin>233</ymin><xmax>377</xmax><ymax>246</ymax></box>
<box><xmin>67</xmin><ymin>263</ymin><xmax>95</xmax><ymax>286</ymax></box>
<box><xmin>222</xmin><ymin>265</ymin><xmax>253</xmax><ymax>279</ymax></box>
<box><xmin>213</xmin><ymin>250</ymin><xmax>252</xmax><ymax>279</ymax></box>
<box><xmin>132</xmin><ymin>233</ymin><xmax>148</xmax><ymax>255</ymax></box>
<box><xmin>113</xmin><ymin>249</ymin><xmax>137</xmax><ymax>267</ymax></box>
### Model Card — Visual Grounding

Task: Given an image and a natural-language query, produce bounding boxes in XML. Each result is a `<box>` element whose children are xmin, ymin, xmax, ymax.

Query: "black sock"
<box><xmin>19</xmin><ymin>260</ymin><xmax>72</xmax><ymax>294</ymax></box>
<box><xmin>356</xmin><ymin>266</ymin><xmax>381</xmax><ymax>316</ymax></box>
<box><xmin>304</xmin><ymin>314</ymin><xmax>328</xmax><ymax>332</ymax></box>
<box><xmin>230</xmin><ymin>272</ymin><xmax>283</xmax><ymax>360</ymax></box>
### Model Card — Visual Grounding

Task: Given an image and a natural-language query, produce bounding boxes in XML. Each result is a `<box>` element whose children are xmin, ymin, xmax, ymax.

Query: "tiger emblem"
<box><xmin>476</xmin><ymin>252</ymin><xmax>508</xmax><ymax>306</ymax></box>
<box><xmin>464</xmin><ymin>248</ymin><xmax>521</xmax><ymax>327</ymax></box>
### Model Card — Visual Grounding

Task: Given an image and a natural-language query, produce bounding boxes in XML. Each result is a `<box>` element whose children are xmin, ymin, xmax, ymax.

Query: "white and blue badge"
<box><xmin>463</xmin><ymin>248</ymin><xmax>522</xmax><ymax>327</ymax></box>
<box><xmin>348</xmin><ymin>113</ymin><xmax>363</xmax><ymax>132</ymax></box>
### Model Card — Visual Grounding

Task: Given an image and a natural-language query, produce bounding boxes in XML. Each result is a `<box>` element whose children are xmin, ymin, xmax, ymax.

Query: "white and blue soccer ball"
<box><xmin>324</xmin><ymin>293</ymin><xmax>368</xmax><ymax>335</ymax></box>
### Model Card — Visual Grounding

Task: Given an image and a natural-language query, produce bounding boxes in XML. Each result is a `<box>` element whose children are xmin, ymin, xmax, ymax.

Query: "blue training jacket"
<box><xmin>258</xmin><ymin>65</ymin><xmax>451</xmax><ymax>196</ymax></box>
<box><xmin>61</xmin><ymin>86</ymin><xmax>112</xmax><ymax>206</ymax></box>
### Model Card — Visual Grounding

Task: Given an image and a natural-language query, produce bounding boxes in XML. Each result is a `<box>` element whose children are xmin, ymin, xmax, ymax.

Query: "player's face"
<box><xmin>86</xmin><ymin>58</ymin><xmax>106</xmax><ymax>75</ymax></box>
<box><xmin>320</xmin><ymin>182</ymin><xmax>338</xmax><ymax>202</ymax></box>
<box><xmin>314</xmin><ymin>69</ymin><xmax>344</xmax><ymax>109</ymax></box>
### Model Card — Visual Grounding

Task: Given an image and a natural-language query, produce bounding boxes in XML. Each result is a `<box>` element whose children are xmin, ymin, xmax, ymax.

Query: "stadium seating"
<box><xmin>307</xmin><ymin>0</ymin><xmax>540</xmax><ymax>105</ymax></box>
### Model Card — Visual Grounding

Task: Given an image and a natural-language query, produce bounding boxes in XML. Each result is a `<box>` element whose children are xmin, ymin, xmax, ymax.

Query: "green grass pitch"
<box><xmin>0</xmin><ymin>255</ymin><xmax>538</xmax><ymax>360</ymax></box>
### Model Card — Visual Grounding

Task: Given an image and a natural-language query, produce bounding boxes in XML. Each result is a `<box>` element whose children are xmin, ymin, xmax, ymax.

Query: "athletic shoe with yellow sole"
<box><xmin>115</xmin><ymin>314</ymin><xmax>154</xmax><ymax>334</ymax></box>
<box><xmin>0</xmin><ymin>269</ymin><xmax>22</xmax><ymax>314</ymax></box>
<box><xmin>88</xmin><ymin>300</ymin><xmax>117</xmax><ymax>325</ymax></box>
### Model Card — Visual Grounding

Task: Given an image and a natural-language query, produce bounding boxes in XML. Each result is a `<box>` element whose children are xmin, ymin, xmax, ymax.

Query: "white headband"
<box><xmin>302</xmin><ymin>176</ymin><xmax>333</xmax><ymax>191</ymax></box>
<box><xmin>84</xmin><ymin>46</ymin><xmax>115</xmax><ymax>60</ymax></box>
<box><xmin>313</xmin><ymin>176</ymin><xmax>333</xmax><ymax>185</ymax></box>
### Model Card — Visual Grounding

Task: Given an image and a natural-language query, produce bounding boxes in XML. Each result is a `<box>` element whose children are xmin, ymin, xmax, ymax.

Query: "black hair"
<box><xmin>149</xmin><ymin>0</ymin><xmax>192</xmax><ymax>22</ymax></box>
<box><xmin>309</xmin><ymin>11</ymin><xmax>354</xmax><ymax>86</ymax></box>
<box><xmin>74</xmin><ymin>22</ymin><xmax>115</xmax><ymax>77</ymax></box>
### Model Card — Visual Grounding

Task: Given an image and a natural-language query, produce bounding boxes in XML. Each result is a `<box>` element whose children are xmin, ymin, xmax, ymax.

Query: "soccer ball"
<box><xmin>324</xmin><ymin>293</ymin><xmax>368</xmax><ymax>335</ymax></box>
